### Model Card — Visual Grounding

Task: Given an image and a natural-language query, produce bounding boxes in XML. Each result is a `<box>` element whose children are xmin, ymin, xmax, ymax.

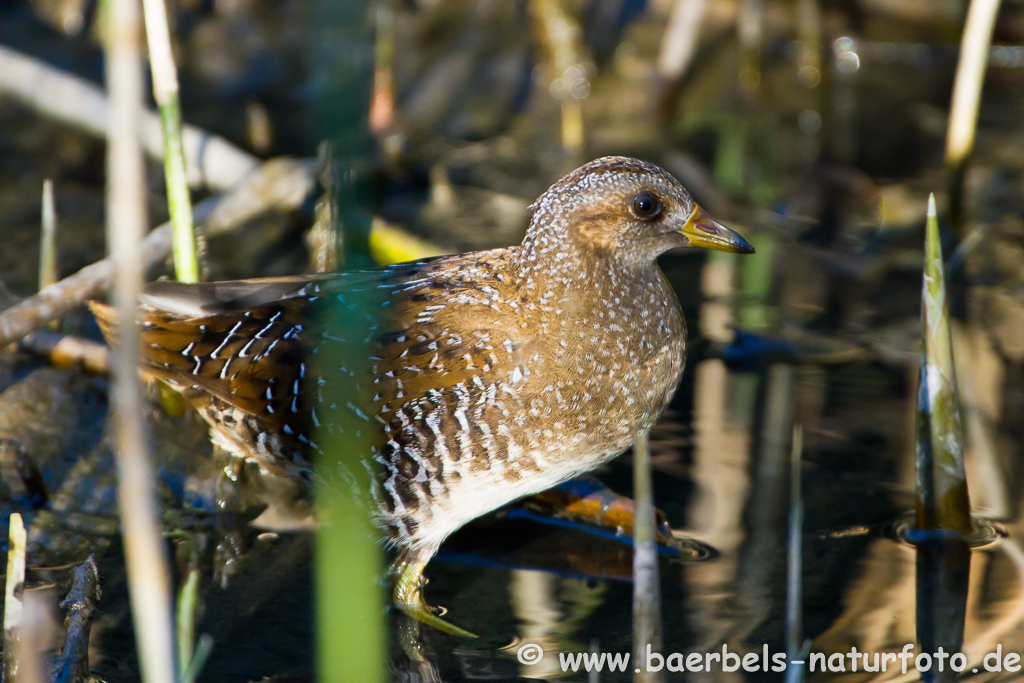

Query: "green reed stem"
<box><xmin>159</xmin><ymin>94</ymin><xmax>201</xmax><ymax>283</ymax></box>
<box><xmin>142</xmin><ymin>0</ymin><xmax>201</xmax><ymax>283</ymax></box>
<box><xmin>315</xmin><ymin>489</ymin><xmax>384</xmax><ymax>682</ymax></box>
<box><xmin>313</xmin><ymin>289</ymin><xmax>384</xmax><ymax>683</ymax></box>
<box><xmin>310</xmin><ymin>5</ymin><xmax>383</xmax><ymax>678</ymax></box>
<box><xmin>915</xmin><ymin>194</ymin><xmax>972</xmax><ymax>534</ymax></box>
<box><xmin>179</xmin><ymin>636</ymin><xmax>212</xmax><ymax>683</ymax></box>
<box><xmin>175</xmin><ymin>565</ymin><xmax>200</xmax><ymax>683</ymax></box>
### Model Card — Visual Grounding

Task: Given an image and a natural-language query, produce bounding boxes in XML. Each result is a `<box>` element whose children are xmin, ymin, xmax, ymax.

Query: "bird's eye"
<box><xmin>631</xmin><ymin>192</ymin><xmax>662</xmax><ymax>220</ymax></box>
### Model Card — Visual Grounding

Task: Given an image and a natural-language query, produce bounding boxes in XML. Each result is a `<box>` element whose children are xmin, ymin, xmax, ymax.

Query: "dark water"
<box><xmin>2</xmin><ymin>1</ymin><xmax>1024</xmax><ymax>681</ymax></box>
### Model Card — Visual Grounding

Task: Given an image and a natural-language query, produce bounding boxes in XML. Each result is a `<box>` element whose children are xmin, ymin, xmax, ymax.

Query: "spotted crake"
<box><xmin>90</xmin><ymin>156</ymin><xmax>754</xmax><ymax>635</ymax></box>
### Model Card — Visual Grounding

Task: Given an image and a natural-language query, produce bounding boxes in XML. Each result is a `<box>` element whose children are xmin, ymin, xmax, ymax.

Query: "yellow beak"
<box><xmin>679</xmin><ymin>204</ymin><xmax>755</xmax><ymax>254</ymax></box>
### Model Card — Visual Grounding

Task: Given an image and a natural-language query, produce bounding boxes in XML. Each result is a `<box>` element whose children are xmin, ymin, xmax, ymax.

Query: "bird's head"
<box><xmin>524</xmin><ymin>157</ymin><xmax>754</xmax><ymax>268</ymax></box>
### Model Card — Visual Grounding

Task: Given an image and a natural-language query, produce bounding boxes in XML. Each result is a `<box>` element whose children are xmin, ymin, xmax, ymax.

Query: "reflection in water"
<box><xmin>510</xmin><ymin>569</ymin><xmax>609</xmax><ymax>679</ymax></box>
<box><xmin>963</xmin><ymin>541</ymin><xmax>1024</xmax><ymax>668</ymax></box>
<box><xmin>511</xmin><ymin>569</ymin><xmax>562</xmax><ymax>679</ymax></box>
<box><xmin>647</xmin><ymin>207</ymin><xmax>1024</xmax><ymax>683</ymax></box>
<box><xmin>916</xmin><ymin>538</ymin><xmax>970</xmax><ymax>683</ymax></box>
<box><xmin>953</xmin><ymin>320</ymin><xmax>1011</xmax><ymax>520</ymax></box>
<box><xmin>685</xmin><ymin>251</ymin><xmax>753</xmax><ymax>652</ymax></box>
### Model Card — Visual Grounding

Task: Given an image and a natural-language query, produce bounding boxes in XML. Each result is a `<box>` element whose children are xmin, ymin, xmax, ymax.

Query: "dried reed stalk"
<box><xmin>105</xmin><ymin>0</ymin><xmax>177</xmax><ymax>679</ymax></box>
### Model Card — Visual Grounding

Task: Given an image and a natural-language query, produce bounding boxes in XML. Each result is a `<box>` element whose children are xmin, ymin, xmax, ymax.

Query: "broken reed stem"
<box><xmin>945</xmin><ymin>0</ymin><xmax>1002</xmax><ymax>232</ymax></box>
<box><xmin>105</xmin><ymin>0</ymin><xmax>177</xmax><ymax>679</ymax></box>
<box><xmin>632</xmin><ymin>430</ymin><xmax>662</xmax><ymax>683</ymax></box>
<box><xmin>3</xmin><ymin>513</ymin><xmax>27</xmax><ymax>683</ymax></box>
<box><xmin>141</xmin><ymin>0</ymin><xmax>202</xmax><ymax>283</ymax></box>
<box><xmin>40</xmin><ymin>180</ymin><xmax>58</xmax><ymax>291</ymax></box>
<box><xmin>915</xmin><ymin>194</ymin><xmax>972</xmax><ymax>534</ymax></box>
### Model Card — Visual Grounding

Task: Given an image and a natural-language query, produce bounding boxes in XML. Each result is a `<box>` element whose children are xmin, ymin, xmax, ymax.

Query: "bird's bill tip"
<box><xmin>679</xmin><ymin>205</ymin><xmax>755</xmax><ymax>254</ymax></box>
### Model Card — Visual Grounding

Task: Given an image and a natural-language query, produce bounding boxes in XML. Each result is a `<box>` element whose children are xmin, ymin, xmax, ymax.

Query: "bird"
<box><xmin>90</xmin><ymin>156</ymin><xmax>753</xmax><ymax>636</ymax></box>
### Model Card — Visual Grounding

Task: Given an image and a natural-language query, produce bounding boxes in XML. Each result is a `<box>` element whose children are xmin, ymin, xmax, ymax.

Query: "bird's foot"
<box><xmin>392</xmin><ymin>558</ymin><xmax>477</xmax><ymax>638</ymax></box>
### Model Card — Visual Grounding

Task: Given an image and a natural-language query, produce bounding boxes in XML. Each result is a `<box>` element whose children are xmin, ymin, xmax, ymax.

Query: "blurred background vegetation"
<box><xmin>2</xmin><ymin>0</ymin><xmax>1024</xmax><ymax>681</ymax></box>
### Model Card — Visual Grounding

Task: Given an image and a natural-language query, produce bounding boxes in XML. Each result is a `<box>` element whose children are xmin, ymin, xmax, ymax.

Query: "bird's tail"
<box><xmin>87</xmin><ymin>301</ymin><xmax>120</xmax><ymax>348</ymax></box>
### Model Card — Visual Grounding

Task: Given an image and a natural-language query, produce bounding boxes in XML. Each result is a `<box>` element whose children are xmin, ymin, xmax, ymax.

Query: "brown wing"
<box><xmin>89</xmin><ymin>294</ymin><xmax>315</xmax><ymax>480</ymax></box>
<box><xmin>136</xmin><ymin>301</ymin><xmax>308</xmax><ymax>430</ymax></box>
<box><xmin>90</xmin><ymin>253</ymin><xmax>532</xmax><ymax>484</ymax></box>
<box><xmin>92</xmin><ymin>262</ymin><xmax>447</xmax><ymax>425</ymax></box>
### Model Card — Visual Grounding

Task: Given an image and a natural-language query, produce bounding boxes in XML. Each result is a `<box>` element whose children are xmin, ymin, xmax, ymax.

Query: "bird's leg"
<box><xmin>391</xmin><ymin>550</ymin><xmax>477</xmax><ymax>638</ymax></box>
